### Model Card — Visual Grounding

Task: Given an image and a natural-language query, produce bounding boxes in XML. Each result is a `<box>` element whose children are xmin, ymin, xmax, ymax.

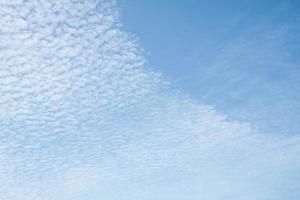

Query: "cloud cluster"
<box><xmin>0</xmin><ymin>0</ymin><xmax>299</xmax><ymax>199</ymax></box>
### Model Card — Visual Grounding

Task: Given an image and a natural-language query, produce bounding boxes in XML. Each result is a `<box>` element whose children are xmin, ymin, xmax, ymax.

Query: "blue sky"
<box><xmin>0</xmin><ymin>0</ymin><xmax>299</xmax><ymax>199</ymax></box>
<box><xmin>119</xmin><ymin>0</ymin><xmax>300</xmax><ymax>135</ymax></box>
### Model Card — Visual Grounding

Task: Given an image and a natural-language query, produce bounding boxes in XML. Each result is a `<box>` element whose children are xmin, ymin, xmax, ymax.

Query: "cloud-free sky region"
<box><xmin>0</xmin><ymin>0</ymin><xmax>299</xmax><ymax>200</ymax></box>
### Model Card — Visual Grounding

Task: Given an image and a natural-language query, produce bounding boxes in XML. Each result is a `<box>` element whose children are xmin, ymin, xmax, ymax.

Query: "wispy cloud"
<box><xmin>0</xmin><ymin>0</ymin><xmax>299</xmax><ymax>199</ymax></box>
<box><xmin>195</xmin><ymin>4</ymin><xmax>300</xmax><ymax>134</ymax></box>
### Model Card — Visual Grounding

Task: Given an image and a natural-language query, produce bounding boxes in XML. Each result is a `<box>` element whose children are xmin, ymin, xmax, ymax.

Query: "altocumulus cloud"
<box><xmin>0</xmin><ymin>1</ymin><xmax>299</xmax><ymax>200</ymax></box>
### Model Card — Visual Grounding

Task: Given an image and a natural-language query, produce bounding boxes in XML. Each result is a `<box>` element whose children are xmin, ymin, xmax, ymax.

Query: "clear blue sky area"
<box><xmin>119</xmin><ymin>0</ymin><xmax>300</xmax><ymax>134</ymax></box>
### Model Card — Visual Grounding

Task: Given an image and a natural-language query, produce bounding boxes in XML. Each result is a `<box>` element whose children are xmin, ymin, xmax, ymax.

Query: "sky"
<box><xmin>0</xmin><ymin>0</ymin><xmax>299</xmax><ymax>200</ymax></box>
<box><xmin>119</xmin><ymin>0</ymin><xmax>300</xmax><ymax>135</ymax></box>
